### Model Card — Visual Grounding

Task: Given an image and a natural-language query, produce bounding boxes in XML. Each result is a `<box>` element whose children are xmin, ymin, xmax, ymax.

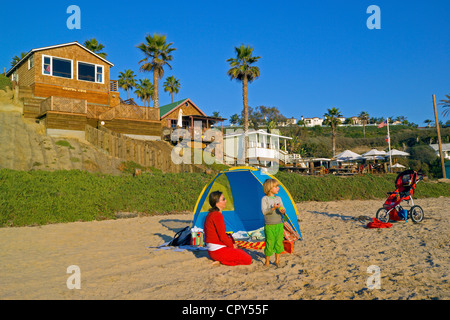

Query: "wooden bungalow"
<box><xmin>159</xmin><ymin>98</ymin><xmax>226</xmax><ymax>143</ymax></box>
<box><xmin>6</xmin><ymin>41</ymin><xmax>160</xmax><ymax>139</ymax></box>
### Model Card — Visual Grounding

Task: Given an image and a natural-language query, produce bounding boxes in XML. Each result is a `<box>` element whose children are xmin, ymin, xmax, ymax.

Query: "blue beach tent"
<box><xmin>191</xmin><ymin>167</ymin><xmax>302</xmax><ymax>239</ymax></box>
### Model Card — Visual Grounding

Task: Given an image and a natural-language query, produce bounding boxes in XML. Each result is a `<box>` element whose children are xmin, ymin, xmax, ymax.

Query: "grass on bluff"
<box><xmin>0</xmin><ymin>168</ymin><xmax>449</xmax><ymax>227</ymax></box>
<box><xmin>0</xmin><ymin>169</ymin><xmax>209</xmax><ymax>227</ymax></box>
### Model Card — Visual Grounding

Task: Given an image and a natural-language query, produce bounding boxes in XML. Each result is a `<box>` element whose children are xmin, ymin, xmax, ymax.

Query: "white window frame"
<box><xmin>41</xmin><ymin>54</ymin><xmax>73</xmax><ymax>79</ymax></box>
<box><xmin>76</xmin><ymin>60</ymin><xmax>104</xmax><ymax>84</ymax></box>
<box><xmin>28</xmin><ymin>55</ymin><xmax>34</xmax><ymax>70</ymax></box>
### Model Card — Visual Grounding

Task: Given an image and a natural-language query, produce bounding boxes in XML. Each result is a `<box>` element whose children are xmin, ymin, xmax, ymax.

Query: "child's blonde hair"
<box><xmin>263</xmin><ymin>179</ymin><xmax>279</xmax><ymax>195</ymax></box>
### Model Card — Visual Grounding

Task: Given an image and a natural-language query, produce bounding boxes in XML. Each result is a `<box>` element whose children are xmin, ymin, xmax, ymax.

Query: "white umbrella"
<box><xmin>177</xmin><ymin>108</ymin><xmax>183</xmax><ymax>127</ymax></box>
<box><xmin>335</xmin><ymin>150</ymin><xmax>363</xmax><ymax>161</ymax></box>
<box><xmin>391</xmin><ymin>163</ymin><xmax>405</xmax><ymax>168</ymax></box>
<box><xmin>386</xmin><ymin>149</ymin><xmax>410</xmax><ymax>157</ymax></box>
<box><xmin>362</xmin><ymin>149</ymin><xmax>387</xmax><ymax>157</ymax></box>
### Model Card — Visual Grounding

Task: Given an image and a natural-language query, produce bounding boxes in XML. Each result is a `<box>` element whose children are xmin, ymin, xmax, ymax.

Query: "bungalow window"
<box><xmin>43</xmin><ymin>56</ymin><xmax>51</xmax><ymax>75</ymax></box>
<box><xmin>96</xmin><ymin>66</ymin><xmax>103</xmax><ymax>83</ymax></box>
<box><xmin>78</xmin><ymin>62</ymin><xmax>104</xmax><ymax>83</ymax></box>
<box><xmin>28</xmin><ymin>55</ymin><xmax>34</xmax><ymax>70</ymax></box>
<box><xmin>42</xmin><ymin>55</ymin><xmax>72</xmax><ymax>79</ymax></box>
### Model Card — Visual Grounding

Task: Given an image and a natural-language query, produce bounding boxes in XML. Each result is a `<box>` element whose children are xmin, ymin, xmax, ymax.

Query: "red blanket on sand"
<box><xmin>366</xmin><ymin>218</ymin><xmax>393</xmax><ymax>229</ymax></box>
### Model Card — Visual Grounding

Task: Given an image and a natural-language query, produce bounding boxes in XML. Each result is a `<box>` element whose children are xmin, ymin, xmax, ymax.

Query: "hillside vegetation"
<box><xmin>1</xmin><ymin>169</ymin><xmax>449</xmax><ymax>227</ymax></box>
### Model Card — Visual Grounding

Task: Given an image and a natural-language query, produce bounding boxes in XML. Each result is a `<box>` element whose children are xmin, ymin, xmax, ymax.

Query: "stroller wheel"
<box><xmin>410</xmin><ymin>205</ymin><xmax>424</xmax><ymax>223</ymax></box>
<box><xmin>376</xmin><ymin>208</ymin><xmax>389</xmax><ymax>223</ymax></box>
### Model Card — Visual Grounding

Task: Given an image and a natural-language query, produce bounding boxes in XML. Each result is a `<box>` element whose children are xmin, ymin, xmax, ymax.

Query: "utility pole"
<box><xmin>432</xmin><ymin>94</ymin><xmax>446</xmax><ymax>179</ymax></box>
<box><xmin>386</xmin><ymin>118</ymin><xmax>392</xmax><ymax>172</ymax></box>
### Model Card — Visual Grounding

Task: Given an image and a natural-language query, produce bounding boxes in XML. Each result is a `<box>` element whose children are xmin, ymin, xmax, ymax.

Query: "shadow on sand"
<box><xmin>308</xmin><ymin>211</ymin><xmax>372</xmax><ymax>226</ymax></box>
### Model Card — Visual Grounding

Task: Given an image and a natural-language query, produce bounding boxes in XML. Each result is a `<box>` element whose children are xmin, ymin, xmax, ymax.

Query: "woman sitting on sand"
<box><xmin>204</xmin><ymin>191</ymin><xmax>252</xmax><ymax>266</ymax></box>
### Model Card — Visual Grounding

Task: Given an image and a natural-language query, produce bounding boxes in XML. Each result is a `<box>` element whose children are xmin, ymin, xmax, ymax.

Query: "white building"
<box><xmin>429</xmin><ymin>143</ymin><xmax>450</xmax><ymax>160</ymax></box>
<box><xmin>223</xmin><ymin>129</ymin><xmax>292</xmax><ymax>166</ymax></box>
<box><xmin>285</xmin><ymin>117</ymin><xmax>297</xmax><ymax>126</ymax></box>
<box><xmin>303</xmin><ymin>117</ymin><xmax>323</xmax><ymax>127</ymax></box>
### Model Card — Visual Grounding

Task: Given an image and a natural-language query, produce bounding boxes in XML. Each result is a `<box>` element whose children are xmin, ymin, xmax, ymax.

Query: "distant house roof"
<box><xmin>159</xmin><ymin>98</ymin><xmax>206</xmax><ymax>119</ymax></box>
<box><xmin>429</xmin><ymin>143</ymin><xmax>450</xmax><ymax>152</ymax></box>
<box><xmin>6</xmin><ymin>41</ymin><xmax>114</xmax><ymax>77</ymax></box>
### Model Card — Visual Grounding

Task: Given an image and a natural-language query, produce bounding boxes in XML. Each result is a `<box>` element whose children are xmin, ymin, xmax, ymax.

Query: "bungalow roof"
<box><xmin>159</xmin><ymin>98</ymin><xmax>206</xmax><ymax>119</ymax></box>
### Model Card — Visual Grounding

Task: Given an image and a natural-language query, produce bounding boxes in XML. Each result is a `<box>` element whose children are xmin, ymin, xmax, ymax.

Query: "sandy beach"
<box><xmin>0</xmin><ymin>197</ymin><xmax>449</xmax><ymax>300</ymax></box>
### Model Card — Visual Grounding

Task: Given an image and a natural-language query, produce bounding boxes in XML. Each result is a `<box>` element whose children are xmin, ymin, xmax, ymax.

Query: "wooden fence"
<box><xmin>40</xmin><ymin>96</ymin><xmax>87</xmax><ymax>115</ymax></box>
<box><xmin>85</xmin><ymin>125</ymin><xmax>206</xmax><ymax>173</ymax></box>
<box><xmin>98</xmin><ymin>103</ymin><xmax>159</xmax><ymax>121</ymax></box>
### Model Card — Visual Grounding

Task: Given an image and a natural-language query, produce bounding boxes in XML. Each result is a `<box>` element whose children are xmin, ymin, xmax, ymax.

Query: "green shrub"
<box><xmin>0</xmin><ymin>74</ymin><xmax>12</xmax><ymax>91</ymax></box>
<box><xmin>55</xmin><ymin>140</ymin><xmax>74</xmax><ymax>149</ymax></box>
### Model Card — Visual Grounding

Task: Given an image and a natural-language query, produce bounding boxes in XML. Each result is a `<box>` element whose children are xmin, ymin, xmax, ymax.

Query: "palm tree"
<box><xmin>267</xmin><ymin>119</ymin><xmax>277</xmax><ymax>131</ymax></box>
<box><xmin>424</xmin><ymin>119</ymin><xmax>433</xmax><ymax>127</ymax></box>
<box><xmin>229</xmin><ymin>114</ymin><xmax>240</xmax><ymax>126</ymax></box>
<box><xmin>83</xmin><ymin>38</ymin><xmax>107</xmax><ymax>58</ymax></box>
<box><xmin>439</xmin><ymin>94</ymin><xmax>450</xmax><ymax>117</ymax></box>
<box><xmin>137</xmin><ymin>33</ymin><xmax>176</xmax><ymax>108</ymax></box>
<box><xmin>288</xmin><ymin>136</ymin><xmax>302</xmax><ymax>154</ymax></box>
<box><xmin>323</xmin><ymin>108</ymin><xmax>343</xmax><ymax>157</ymax></box>
<box><xmin>163</xmin><ymin>75</ymin><xmax>180</xmax><ymax>103</ymax></box>
<box><xmin>134</xmin><ymin>78</ymin><xmax>153</xmax><ymax>107</ymax></box>
<box><xmin>227</xmin><ymin>45</ymin><xmax>261</xmax><ymax>161</ymax></box>
<box><xmin>118</xmin><ymin>69</ymin><xmax>137</xmax><ymax>100</ymax></box>
<box><xmin>396</xmin><ymin>116</ymin><xmax>407</xmax><ymax>124</ymax></box>
<box><xmin>11</xmin><ymin>52</ymin><xmax>27</xmax><ymax>67</ymax></box>
<box><xmin>358</xmin><ymin>111</ymin><xmax>370</xmax><ymax>138</ymax></box>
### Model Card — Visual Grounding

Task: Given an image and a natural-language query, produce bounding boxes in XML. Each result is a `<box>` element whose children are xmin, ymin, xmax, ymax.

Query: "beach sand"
<box><xmin>0</xmin><ymin>197</ymin><xmax>449</xmax><ymax>300</ymax></box>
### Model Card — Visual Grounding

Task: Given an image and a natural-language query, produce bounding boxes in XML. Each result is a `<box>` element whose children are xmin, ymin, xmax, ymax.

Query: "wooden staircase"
<box><xmin>18</xmin><ymin>86</ymin><xmax>46</xmax><ymax>119</ymax></box>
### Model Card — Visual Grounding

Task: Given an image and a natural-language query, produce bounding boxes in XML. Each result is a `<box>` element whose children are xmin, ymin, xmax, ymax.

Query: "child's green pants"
<box><xmin>264</xmin><ymin>223</ymin><xmax>284</xmax><ymax>256</ymax></box>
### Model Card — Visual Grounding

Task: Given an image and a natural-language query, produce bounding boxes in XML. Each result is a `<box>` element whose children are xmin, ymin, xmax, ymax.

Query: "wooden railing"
<box><xmin>40</xmin><ymin>96</ymin><xmax>87</xmax><ymax>115</ymax></box>
<box><xmin>98</xmin><ymin>103</ymin><xmax>159</xmax><ymax>121</ymax></box>
<box><xmin>119</xmin><ymin>97</ymin><xmax>138</xmax><ymax>105</ymax></box>
<box><xmin>110</xmin><ymin>80</ymin><xmax>118</xmax><ymax>92</ymax></box>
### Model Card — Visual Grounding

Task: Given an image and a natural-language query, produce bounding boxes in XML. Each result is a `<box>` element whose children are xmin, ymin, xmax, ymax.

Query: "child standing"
<box><xmin>261</xmin><ymin>179</ymin><xmax>286</xmax><ymax>267</ymax></box>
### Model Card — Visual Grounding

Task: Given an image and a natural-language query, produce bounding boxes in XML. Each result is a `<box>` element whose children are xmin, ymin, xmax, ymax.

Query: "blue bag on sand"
<box><xmin>398</xmin><ymin>209</ymin><xmax>408</xmax><ymax>222</ymax></box>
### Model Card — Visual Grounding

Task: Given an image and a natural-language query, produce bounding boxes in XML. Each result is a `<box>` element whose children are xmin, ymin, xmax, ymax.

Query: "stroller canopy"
<box><xmin>191</xmin><ymin>167</ymin><xmax>302</xmax><ymax>239</ymax></box>
<box><xmin>395</xmin><ymin>169</ymin><xmax>418</xmax><ymax>191</ymax></box>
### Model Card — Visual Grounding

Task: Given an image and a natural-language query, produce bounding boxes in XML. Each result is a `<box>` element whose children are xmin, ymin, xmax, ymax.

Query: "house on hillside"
<box><xmin>350</xmin><ymin>116</ymin><xmax>362</xmax><ymax>125</ymax></box>
<box><xmin>5</xmin><ymin>42</ymin><xmax>164</xmax><ymax>140</ymax></box>
<box><xmin>159</xmin><ymin>98</ymin><xmax>226</xmax><ymax>139</ymax></box>
<box><xmin>282</xmin><ymin>117</ymin><xmax>297</xmax><ymax>126</ymax></box>
<box><xmin>7</xmin><ymin>41</ymin><xmax>120</xmax><ymax>116</ymax></box>
<box><xmin>429</xmin><ymin>143</ymin><xmax>450</xmax><ymax>160</ymax></box>
<box><xmin>223</xmin><ymin>129</ymin><xmax>292</xmax><ymax>167</ymax></box>
<box><xmin>303</xmin><ymin>117</ymin><xmax>323</xmax><ymax>127</ymax></box>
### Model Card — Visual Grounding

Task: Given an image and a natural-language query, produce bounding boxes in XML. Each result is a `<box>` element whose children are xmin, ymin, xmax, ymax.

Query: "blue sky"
<box><xmin>1</xmin><ymin>0</ymin><xmax>449</xmax><ymax>126</ymax></box>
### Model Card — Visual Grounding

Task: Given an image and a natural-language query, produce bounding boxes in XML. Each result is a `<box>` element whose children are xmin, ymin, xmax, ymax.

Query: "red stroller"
<box><xmin>376</xmin><ymin>169</ymin><xmax>424</xmax><ymax>223</ymax></box>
